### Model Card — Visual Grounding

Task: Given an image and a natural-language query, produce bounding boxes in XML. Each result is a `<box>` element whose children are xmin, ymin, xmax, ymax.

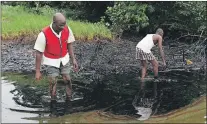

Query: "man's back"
<box><xmin>136</xmin><ymin>34</ymin><xmax>155</xmax><ymax>53</ymax></box>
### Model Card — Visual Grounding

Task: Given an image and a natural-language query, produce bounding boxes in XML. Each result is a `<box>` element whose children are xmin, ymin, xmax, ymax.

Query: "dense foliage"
<box><xmin>146</xmin><ymin>1</ymin><xmax>207</xmax><ymax>39</ymax></box>
<box><xmin>105</xmin><ymin>2</ymin><xmax>149</xmax><ymax>38</ymax></box>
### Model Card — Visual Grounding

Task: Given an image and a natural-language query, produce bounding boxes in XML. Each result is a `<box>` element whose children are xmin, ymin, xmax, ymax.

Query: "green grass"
<box><xmin>144</xmin><ymin>96</ymin><xmax>206</xmax><ymax>123</ymax></box>
<box><xmin>2</xmin><ymin>72</ymin><xmax>49</xmax><ymax>87</ymax></box>
<box><xmin>1</xmin><ymin>5</ymin><xmax>112</xmax><ymax>41</ymax></box>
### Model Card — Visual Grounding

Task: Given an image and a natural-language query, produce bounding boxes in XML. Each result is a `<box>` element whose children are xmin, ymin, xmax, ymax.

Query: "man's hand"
<box><xmin>72</xmin><ymin>59</ymin><xmax>79</xmax><ymax>72</ymax></box>
<box><xmin>162</xmin><ymin>61</ymin><xmax>167</xmax><ymax>70</ymax></box>
<box><xmin>35</xmin><ymin>71</ymin><xmax>42</xmax><ymax>81</ymax></box>
<box><xmin>67</xmin><ymin>43</ymin><xmax>78</xmax><ymax>72</ymax></box>
<box><xmin>163</xmin><ymin>61</ymin><xmax>166</xmax><ymax>67</ymax></box>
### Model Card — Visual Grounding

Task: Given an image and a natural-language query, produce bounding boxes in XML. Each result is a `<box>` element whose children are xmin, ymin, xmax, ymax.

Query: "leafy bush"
<box><xmin>146</xmin><ymin>1</ymin><xmax>207</xmax><ymax>39</ymax></box>
<box><xmin>105</xmin><ymin>2</ymin><xmax>149</xmax><ymax>37</ymax></box>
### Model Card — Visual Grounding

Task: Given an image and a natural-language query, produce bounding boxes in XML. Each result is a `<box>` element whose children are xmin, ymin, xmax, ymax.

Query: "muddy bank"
<box><xmin>2</xmin><ymin>38</ymin><xmax>206</xmax><ymax>73</ymax></box>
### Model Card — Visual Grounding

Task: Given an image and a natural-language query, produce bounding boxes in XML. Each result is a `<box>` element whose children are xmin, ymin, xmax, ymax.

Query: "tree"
<box><xmin>146</xmin><ymin>1</ymin><xmax>207</xmax><ymax>39</ymax></box>
<box><xmin>105</xmin><ymin>2</ymin><xmax>149</xmax><ymax>38</ymax></box>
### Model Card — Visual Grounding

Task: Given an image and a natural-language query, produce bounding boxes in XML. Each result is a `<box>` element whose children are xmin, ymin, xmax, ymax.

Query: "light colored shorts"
<box><xmin>46</xmin><ymin>62</ymin><xmax>71</xmax><ymax>78</ymax></box>
<box><xmin>136</xmin><ymin>48</ymin><xmax>155</xmax><ymax>60</ymax></box>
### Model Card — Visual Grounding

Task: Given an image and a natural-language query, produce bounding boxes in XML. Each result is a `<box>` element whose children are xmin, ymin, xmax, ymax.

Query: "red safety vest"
<box><xmin>42</xmin><ymin>26</ymin><xmax>69</xmax><ymax>59</ymax></box>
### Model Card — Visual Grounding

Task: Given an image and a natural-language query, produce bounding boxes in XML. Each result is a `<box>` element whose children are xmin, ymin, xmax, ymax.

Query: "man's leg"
<box><xmin>149</xmin><ymin>59</ymin><xmax>158</xmax><ymax>98</ymax></box>
<box><xmin>47</xmin><ymin>66</ymin><xmax>59</xmax><ymax>117</ymax></box>
<box><xmin>62</xmin><ymin>74</ymin><xmax>72</xmax><ymax>100</ymax></box>
<box><xmin>61</xmin><ymin>62</ymin><xmax>72</xmax><ymax>114</ymax></box>
<box><xmin>63</xmin><ymin>74</ymin><xmax>72</xmax><ymax>114</ymax></box>
<box><xmin>48</xmin><ymin>77</ymin><xmax>58</xmax><ymax>117</ymax></box>
<box><xmin>140</xmin><ymin>60</ymin><xmax>147</xmax><ymax>89</ymax></box>
<box><xmin>149</xmin><ymin>59</ymin><xmax>158</xmax><ymax>78</ymax></box>
<box><xmin>49</xmin><ymin>77</ymin><xmax>58</xmax><ymax>100</ymax></box>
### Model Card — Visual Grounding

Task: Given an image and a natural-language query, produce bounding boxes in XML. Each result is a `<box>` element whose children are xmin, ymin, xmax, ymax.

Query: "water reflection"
<box><xmin>106</xmin><ymin>69</ymin><xmax>206</xmax><ymax>118</ymax></box>
<box><xmin>1</xmin><ymin>77</ymin><xmax>39</xmax><ymax>123</ymax></box>
<box><xmin>132</xmin><ymin>81</ymin><xmax>159</xmax><ymax>120</ymax></box>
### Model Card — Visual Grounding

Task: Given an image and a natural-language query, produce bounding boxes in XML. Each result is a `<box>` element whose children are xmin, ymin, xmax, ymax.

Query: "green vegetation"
<box><xmin>69</xmin><ymin>20</ymin><xmax>112</xmax><ymax>41</ymax></box>
<box><xmin>146</xmin><ymin>1</ymin><xmax>207</xmax><ymax>38</ymax></box>
<box><xmin>1</xmin><ymin>5</ymin><xmax>112</xmax><ymax>41</ymax></box>
<box><xmin>2</xmin><ymin>72</ymin><xmax>48</xmax><ymax>87</ymax></box>
<box><xmin>2</xmin><ymin>6</ymin><xmax>50</xmax><ymax>40</ymax></box>
<box><xmin>105</xmin><ymin>2</ymin><xmax>149</xmax><ymax>37</ymax></box>
<box><xmin>2</xmin><ymin>1</ymin><xmax>206</xmax><ymax>41</ymax></box>
<box><xmin>104</xmin><ymin>1</ymin><xmax>206</xmax><ymax>38</ymax></box>
<box><xmin>145</xmin><ymin>96</ymin><xmax>206</xmax><ymax>123</ymax></box>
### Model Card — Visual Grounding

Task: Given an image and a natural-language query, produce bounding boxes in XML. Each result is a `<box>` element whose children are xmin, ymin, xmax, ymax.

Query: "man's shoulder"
<box><xmin>152</xmin><ymin>34</ymin><xmax>161</xmax><ymax>40</ymax></box>
<box><xmin>42</xmin><ymin>26</ymin><xmax>50</xmax><ymax>31</ymax></box>
<box><xmin>38</xmin><ymin>31</ymin><xmax>44</xmax><ymax>35</ymax></box>
<box><xmin>36</xmin><ymin>32</ymin><xmax>46</xmax><ymax>40</ymax></box>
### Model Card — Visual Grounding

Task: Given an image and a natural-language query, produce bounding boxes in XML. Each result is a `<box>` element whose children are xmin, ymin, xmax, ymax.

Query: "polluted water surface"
<box><xmin>1</xmin><ymin>68</ymin><xmax>206</xmax><ymax>123</ymax></box>
<box><xmin>1</xmin><ymin>77</ymin><xmax>40</xmax><ymax>123</ymax></box>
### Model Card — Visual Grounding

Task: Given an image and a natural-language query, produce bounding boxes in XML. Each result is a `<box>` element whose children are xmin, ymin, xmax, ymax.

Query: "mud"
<box><xmin>2</xmin><ymin>39</ymin><xmax>206</xmax><ymax>73</ymax></box>
<box><xmin>1</xmin><ymin>39</ymin><xmax>206</xmax><ymax>121</ymax></box>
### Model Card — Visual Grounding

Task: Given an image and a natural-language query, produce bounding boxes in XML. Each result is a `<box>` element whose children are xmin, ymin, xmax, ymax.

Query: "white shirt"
<box><xmin>34</xmin><ymin>24</ymin><xmax>75</xmax><ymax>68</ymax></box>
<box><xmin>136</xmin><ymin>34</ymin><xmax>155</xmax><ymax>53</ymax></box>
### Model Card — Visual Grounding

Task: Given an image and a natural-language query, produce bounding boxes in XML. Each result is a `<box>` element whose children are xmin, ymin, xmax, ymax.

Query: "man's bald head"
<box><xmin>52</xmin><ymin>13</ymin><xmax>66</xmax><ymax>33</ymax></box>
<box><xmin>53</xmin><ymin>13</ymin><xmax>66</xmax><ymax>22</ymax></box>
<box><xmin>155</xmin><ymin>28</ymin><xmax>164</xmax><ymax>37</ymax></box>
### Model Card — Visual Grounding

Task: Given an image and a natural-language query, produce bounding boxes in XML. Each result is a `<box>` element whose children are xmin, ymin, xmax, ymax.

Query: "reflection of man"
<box><xmin>136</xmin><ymin>28</ymin><xmax>166</xmax><ymax>89</ymax></box>
<box><xmin>34</xmin><ymin>13</ymin><xmax>78</xmax><ymax>116</ymax></box>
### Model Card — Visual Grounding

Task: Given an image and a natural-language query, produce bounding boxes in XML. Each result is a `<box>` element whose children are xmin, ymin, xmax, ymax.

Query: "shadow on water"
<box><xmin>1</xmin><ymin>68</ymin><xmax>206</xmax><ymax>122</ymax></box>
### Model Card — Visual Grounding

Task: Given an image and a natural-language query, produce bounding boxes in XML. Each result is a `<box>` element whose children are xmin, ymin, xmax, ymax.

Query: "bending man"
<box><xmin>136</xmin><ymin>28</ymin><xmax>166</xmax><ymax>89</ymax></box>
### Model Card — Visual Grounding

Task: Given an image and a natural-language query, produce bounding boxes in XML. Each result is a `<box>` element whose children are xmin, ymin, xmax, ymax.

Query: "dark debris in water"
<box><xmin>1</xmin><ymin>40</ymin><xmax>207</xmax><ymax>117</ymax></box>
<box><xmin>7</xmin><ymin>69</ymin><xmax>206</xmax><ymax>117</ymax></box>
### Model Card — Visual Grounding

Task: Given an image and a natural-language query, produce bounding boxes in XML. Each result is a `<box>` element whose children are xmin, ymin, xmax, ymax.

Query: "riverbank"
<box><xmin>33</xmin><ymin>96</ymin><xmax>207</xmax><ymax>123</ymax></box>
<box><xmin>145</xmin><ymin>95</ymin><xmax>206</xmax><ymax>123</ymax></box>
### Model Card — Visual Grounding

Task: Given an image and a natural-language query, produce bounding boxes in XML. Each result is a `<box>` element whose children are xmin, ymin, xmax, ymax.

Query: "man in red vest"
<box><xmin>34</xmin><ymin>13</ymin><xmax>78</xmax><ymax>116</ymax></box>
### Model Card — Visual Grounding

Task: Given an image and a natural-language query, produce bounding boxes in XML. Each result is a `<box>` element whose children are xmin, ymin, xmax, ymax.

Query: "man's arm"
<box><xmin>67</xmin><ymin>43</ymin><xmax>75</xmax><ymax>62</ymax></box>
<box><xmin>35</xmin><ymin>51</ymin><xmax>43</xmax><ymax>73</ymax></box>
<box><xmin>67</xmin><ymin>26</ymin><xmax>78</xmax><ymax>72</ymax></box>
<box><xmin>67</xmin><ymin>43</ymin><xmax>78</xmax><ymax>72</ymax></box>
<box><xmin>34</xmin><ymin>32</ymin><xmax>46</xmax><ymax>80</ymax></box>
<box><xmin>157</xmin><ymin>35</ymin><xmax>166</xmax><ymax>65</ymax></box>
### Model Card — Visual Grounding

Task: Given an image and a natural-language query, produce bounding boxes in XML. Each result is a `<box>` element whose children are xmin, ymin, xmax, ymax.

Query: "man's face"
<box><xmin>54</xmin><ymin>19</ymin><xmax>66</xmax><ymax>32</ymax></box>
